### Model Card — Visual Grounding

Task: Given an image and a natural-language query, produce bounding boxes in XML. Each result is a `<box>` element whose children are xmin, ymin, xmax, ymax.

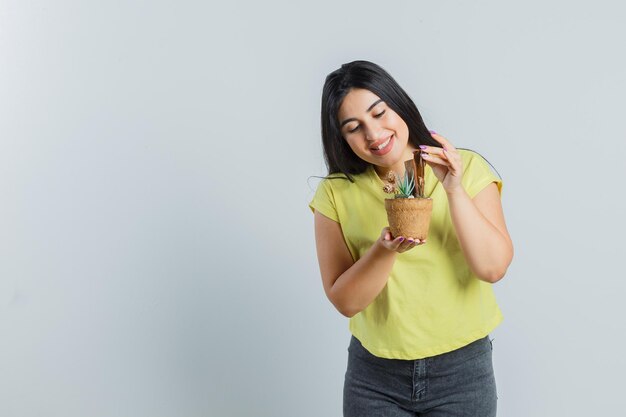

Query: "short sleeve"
<box><xmin>462</xmin><ymin>151</ymin><xmax>503</xmax><ymax>199</ymax></box>
<box><xmin>308</xmin><ymin>179</ymin><xmax>339</xmax><ymax>222</ymax></box>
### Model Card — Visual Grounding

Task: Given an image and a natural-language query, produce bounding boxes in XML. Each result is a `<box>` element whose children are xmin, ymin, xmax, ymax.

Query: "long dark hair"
<box><xmin>320</xmin><ymin>60</ymin><xmax>441</xmax><ymax>182</ymax></box>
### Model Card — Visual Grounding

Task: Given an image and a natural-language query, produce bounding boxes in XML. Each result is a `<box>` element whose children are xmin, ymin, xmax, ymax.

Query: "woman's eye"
<box><xmin>374</xmin><ymin>110</ymin><xmax>386</xmax><ymax>118</ymax></box>
<box><xmin>348</xmin><ymin>125</ymin><xmax>359</xmax><ymax>133</ymax></box>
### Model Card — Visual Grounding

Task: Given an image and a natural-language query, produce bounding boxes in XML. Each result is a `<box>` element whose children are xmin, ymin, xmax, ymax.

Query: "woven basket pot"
<box><xmin>384</xmin><ymin>197</ymin><xmax>433</xmax><ymax>240</ymax></box>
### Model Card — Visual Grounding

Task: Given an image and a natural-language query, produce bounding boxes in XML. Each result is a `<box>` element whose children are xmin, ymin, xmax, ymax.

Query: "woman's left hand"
<box><xmin>420</xmin><ymin>131</ymin><xmax>464</xmax><ymax>194</ymax></box>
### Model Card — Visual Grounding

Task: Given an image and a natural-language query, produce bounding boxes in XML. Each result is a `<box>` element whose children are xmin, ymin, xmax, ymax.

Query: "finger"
<box><xmin>398</xmin><ymin>237</ymin><xmax>416</xmax><ymax>251</ymax></box>
<box><xmin>399</xmin><ymin>236</ymin><xmax>414</xmax><ymax>250</ymax></box>
<box><xmin>442</xmin><ymin>148</ymin><xmax>463</xmax><ymax>171</ymax></box>
<box><xmin>442</xmin><ymin>147</ymin><xmax>461</xmax><ymax>163</ymax></box>
<box><xmin>386</xmin><ymin>236</ymin><xmax>405</xmax><ymax>251</ymax></box>
<box><xmin>418</xmin><ymin>145</ymin><xmax>445</xmax><ymax>156</ymax></box>
<box><xmin>429</xmin><ymin>131</ymin><xmax>457</xmax><ymax>152</ymax></box>
<box><xmin>406</xmin><ymin>238</ymin><xmax>420</xmax><ymax>250</ymax></box>
<box><xmin>406</xmin><ymin>239</ymin><xmax>424</xmax><ymax>249</ymax></box>
<box><xmin>421</xmin><ymin>153</ymin><xmax>452</xmax><ymax>167</ymax></box>
<box><xmin>404</xmin><ymin>238</ymin><xmax>424</xmax><ymax>251</ymax></box>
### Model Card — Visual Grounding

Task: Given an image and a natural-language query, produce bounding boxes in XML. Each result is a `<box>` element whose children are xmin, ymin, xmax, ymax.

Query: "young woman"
<box><xmin>309</xmin><ymin>60</ymin><xmax>513</xmax><ymax>417</ymax></box>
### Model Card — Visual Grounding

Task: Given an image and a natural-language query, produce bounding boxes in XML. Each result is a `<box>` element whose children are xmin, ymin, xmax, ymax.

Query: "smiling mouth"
<box><xmin>371</xmin><ymin>136</ymin><xmax>392</xmax><ymax>150</ymax></box>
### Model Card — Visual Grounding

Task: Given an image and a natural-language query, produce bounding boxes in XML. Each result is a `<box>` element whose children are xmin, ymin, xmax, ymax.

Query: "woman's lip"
<box><xmin>370</xmin><ymin>135</ymin><xmax>395</xmax><ymax>156</ymax></box>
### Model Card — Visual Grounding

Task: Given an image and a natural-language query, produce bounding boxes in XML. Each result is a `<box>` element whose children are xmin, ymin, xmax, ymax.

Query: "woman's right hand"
<box><xmin>379</xmin><ymin>227</ymin><xmax>426</xmax><ymax>253</ymax></box>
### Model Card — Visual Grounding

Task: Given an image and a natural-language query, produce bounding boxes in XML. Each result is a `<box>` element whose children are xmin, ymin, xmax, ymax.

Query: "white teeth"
<box><xmin>376</xmin><ymin>137</ymin><xmax>392</xmax><ymax>150</ymax></box>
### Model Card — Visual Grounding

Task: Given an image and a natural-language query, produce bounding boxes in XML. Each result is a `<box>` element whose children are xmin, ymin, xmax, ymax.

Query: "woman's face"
<box><xmin>337</xmin><ymin>88</ymin><xmax>415</xmax><ymax>172</ymax></box>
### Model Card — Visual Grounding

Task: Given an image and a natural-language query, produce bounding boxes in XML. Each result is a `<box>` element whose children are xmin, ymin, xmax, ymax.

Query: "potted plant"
<box><xmin>383</xmin><ymin>150</ymin><xmax>433</xmax><ymax>240</ymax></box>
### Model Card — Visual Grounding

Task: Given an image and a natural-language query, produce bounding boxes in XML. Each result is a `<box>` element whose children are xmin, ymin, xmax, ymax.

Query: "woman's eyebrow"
<box><xmin>366</xmin><ymin>99</ymin><xmax>384</xmax><ymax>112</ymax></box>
<box><xmin>340</xmin><ymin>99</ymin><xmax>384</xmax><ymax>127</ymax></box>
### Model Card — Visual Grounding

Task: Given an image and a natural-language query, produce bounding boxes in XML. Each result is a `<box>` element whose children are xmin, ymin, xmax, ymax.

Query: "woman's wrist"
<box><xmin>445</xmin><ymin>185</ymin><xmax>468</xmax><ymax>199</ymax></box>
<box><xmin>373</xmin><ymin>238</ymin><xmax>399</xmax><ymax>257</ymax></box>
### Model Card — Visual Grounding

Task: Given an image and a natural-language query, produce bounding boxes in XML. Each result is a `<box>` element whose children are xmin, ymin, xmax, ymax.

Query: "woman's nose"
<box><xmin>365</xmin><ymin>126</ymin><xmax>384</xmax><ymax>142</ymax></box>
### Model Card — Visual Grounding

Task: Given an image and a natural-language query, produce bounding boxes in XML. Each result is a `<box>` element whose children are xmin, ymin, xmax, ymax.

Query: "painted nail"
<box><xmin>399</xmin><ymin>237</ymin><xmax>405</xmax><ymax>242</ymax></box>
<box><xmin>429</xmin><ymin>130</ymin><xmax>437</xmax><ymax>134</ymax></box>
<box><xmin>419</xmin><ymin>145</ymin><xmax>427</xmax><ymax>150</ymax></box>
<box><xmin>407</xmin><ymin>239</ymin><xmax>414</xmax><ymax>244</ymax></box>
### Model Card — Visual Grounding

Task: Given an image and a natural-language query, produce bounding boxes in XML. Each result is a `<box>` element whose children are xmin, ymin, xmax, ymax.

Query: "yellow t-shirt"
<box><xmin>309</xmin><ymin>149</ymin><xmax>504</xmax><ymax>359</ymax></box>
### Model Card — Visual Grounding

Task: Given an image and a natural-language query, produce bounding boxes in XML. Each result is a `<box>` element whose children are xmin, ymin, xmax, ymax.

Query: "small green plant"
<box><xmin>382</xmin><ymin>152</ymin><xmax>427</xmax><ymax>199</ymax></box>
<box><xmin>382</xmin><ymin>170</ymin><xmax>415</xmax><ymax>198</ymax></box>
<box><xmin>395</xmin><ymin>171</ymin><xmax>415</xmax><ymax>198</ymax></box>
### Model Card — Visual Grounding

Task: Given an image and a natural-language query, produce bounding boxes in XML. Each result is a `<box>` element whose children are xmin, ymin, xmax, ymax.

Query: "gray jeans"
<box><xmin>344</xmin><ymin>335</ymin><xmax>497</xmax><ymax>417</ymax></box>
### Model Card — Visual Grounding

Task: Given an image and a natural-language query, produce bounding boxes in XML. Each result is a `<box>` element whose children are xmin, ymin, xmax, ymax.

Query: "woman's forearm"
<box><xmin>446</xmin><ymin>188</ymin><xmax>513</xmax><ymax>283</ymax></box>
<box><xmin>330</xmin><ymin>241</ymin><xmax>397</xmax><ymax>318</ymax></box>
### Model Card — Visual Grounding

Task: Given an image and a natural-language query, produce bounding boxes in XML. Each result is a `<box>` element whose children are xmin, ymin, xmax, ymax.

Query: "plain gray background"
<box><xmin>1</xmin><ymin>0</ymin><xmax>625</xmax><ymax>416</ymax></box>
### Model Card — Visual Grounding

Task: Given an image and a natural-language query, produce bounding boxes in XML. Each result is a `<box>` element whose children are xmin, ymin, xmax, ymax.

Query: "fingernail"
<box><xmin>407</xmin><ymin>239</ymin><xmax>414</xmax><ymax>243</ymax></box>
<box><xmin>419</xmin><ymin>145</ymin><xmax>427</xmax><ymax>150</ymax></box>
<box><xmin>399</xmin><ymin>237</ymin><xmax>405</xmax><ymax>242</ymax></box>
<box><xmin>429</xmin><ymin>130</ymin><xmax>437</xmax><ymax>134</ymax></box>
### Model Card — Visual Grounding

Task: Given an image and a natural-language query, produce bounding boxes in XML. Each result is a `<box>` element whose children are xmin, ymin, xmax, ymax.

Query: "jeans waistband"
<box><xmin>349</xmin><ymin>335</ymin><xmax>492</xmax><ymax>365</ymax></box>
